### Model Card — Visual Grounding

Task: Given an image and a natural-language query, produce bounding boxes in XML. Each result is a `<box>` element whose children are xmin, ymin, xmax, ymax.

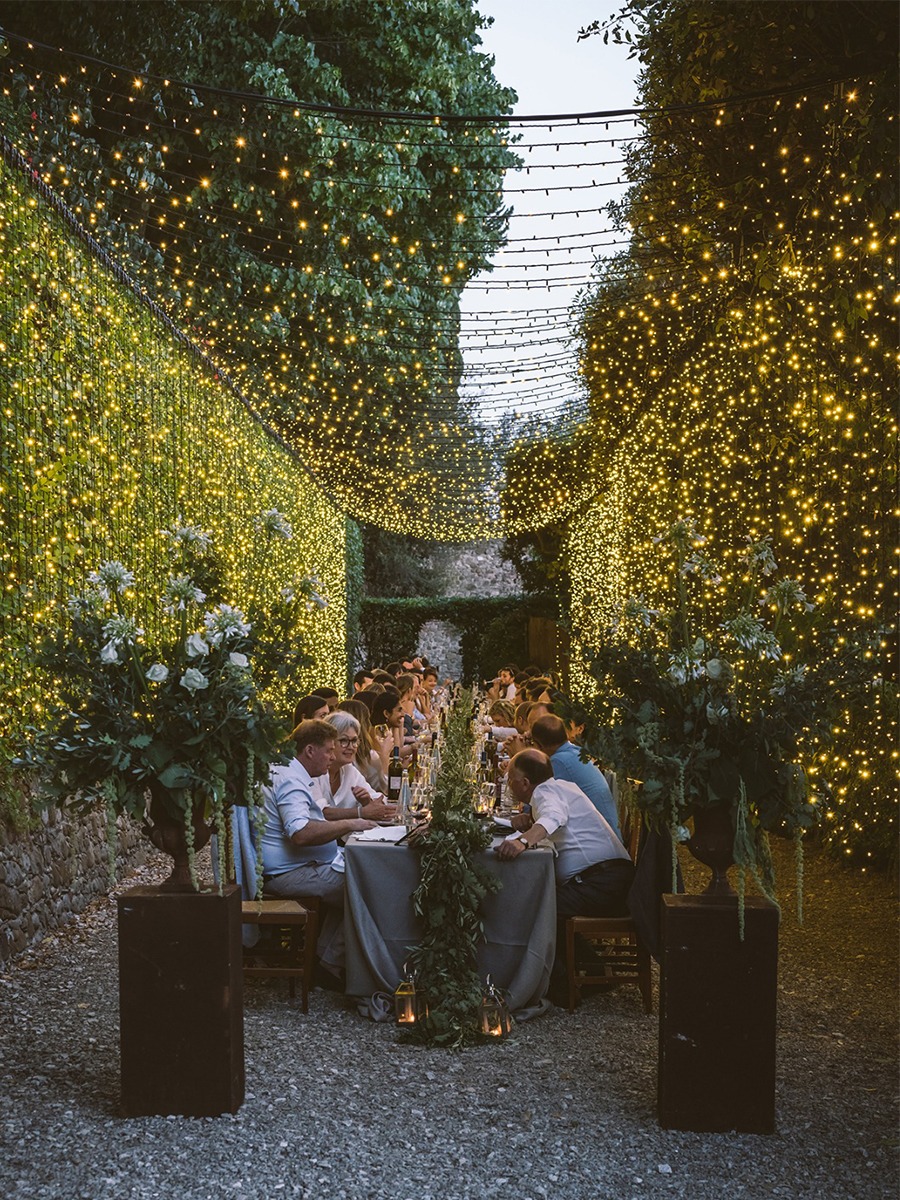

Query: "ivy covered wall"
<box><xmin>0</xmin><ymin>147</ymin><xmax>348</xmax><ymax>785</ymax></box>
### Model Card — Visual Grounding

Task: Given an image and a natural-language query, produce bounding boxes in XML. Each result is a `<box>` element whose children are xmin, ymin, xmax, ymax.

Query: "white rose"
<box><xmin>146</xmin><ymin>663</ymin><xmax>169</xmax><ymax>683</ymax></box>
<box><xmin>185</xmin><ymin>632</ymin><xmax>209</xmax><ymax>658</ymax></box>
<box><xmin>99</xmin><ymin>641</ymin><xmax>120</xmax><ymax>665</ymax></box>
<box><xmin>180</xmin><ymin>667</ymin><xmax>209</xmax><ymax>694</ymax></box>
<box><xmin>228</xmin><ymin>652</ymin><xmax>249</xmax><ymax>669</ymax></box>
<box><xmin>705</xmin><ymin>658</ymin><xmax>726</xmax><ymax>681</ymax></box>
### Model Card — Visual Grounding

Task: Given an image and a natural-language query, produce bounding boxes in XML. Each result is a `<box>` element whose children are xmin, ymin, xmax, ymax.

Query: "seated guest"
<box><xmin>395</xmin><ymin>673</ymin><xmax>424</xmax><ymax>737</ymax></box>
<box><xmin>312</xmin><ymin>711</ymin><xmax>395</xmax><ymax>819</ymax></box>
<box><xmin>311</xmin><ymin>686</ymin><xmax>340</xmax><ymax>713</ymax></box>
<box><xmin>486</xmin><ymin>699</ymin><xmax>517</xmax><ymax>743</ymax></box>
<box><xmin>499</xmin><ymin>664</ymin><xmax>519</xmax><ymax>701</ymax></box>
<box><xmin>419</xmin><ymin>666</ymin><xmax>438</xmax><ymax>718</ymax></box>
<box><xmin>530</xmin><ymin>714</ymin><xmax>621</xmax><ymax>838</ymax></box>
<box><xmin>369</xmin><ymin>687</ymin><xmax>407</xmax><ymax>765</ymax></box>
<box><xmin>383</xmin><ymin>662</ymin><xmax>403</xmax><ymax>678</ymax></box>
<box><xmin>521</xmin><ymin>677</ymin><xmax>555</xmax><ymax>704</ymax></box>
<box><xmin>371</xmin><ymin>670</ymin><xmax>396</xmax><ymax>686</ymax></box>
<box><xmin>352</xmin><ymin>669</ymin><xmax>374</xmax><ymax>694</ymax></box>
<box><xmin>260</xmin><ymin>719</ymin><xmax>375</xmax><ymax>985</ymax></box>
<box><xmin>338</xmin><ymin>699</ymin><xmax>388</xmax><ymax>792</ymax></box>
<box><xmin>292</xmin><ymin>693</ymin><xmax>329</xmax><ymax>725</ymax></box>
<box><xmin>495</xmin><ymin>749</ymin><xmax>634</xmax><ymax>1000</ymax></box>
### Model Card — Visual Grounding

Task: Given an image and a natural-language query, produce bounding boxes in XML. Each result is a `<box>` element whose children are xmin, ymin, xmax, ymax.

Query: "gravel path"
<box><xmin>0</xmin><ymin>838</ymin><xmax>896</xmax><ymax>1200</ymax></box>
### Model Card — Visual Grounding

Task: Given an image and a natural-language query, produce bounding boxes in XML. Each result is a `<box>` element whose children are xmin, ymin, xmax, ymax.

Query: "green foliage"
<box><xmin>13</xmin><ymin>529</ymin><xmax>304</xmax><ymax>839</ymax></box>
<box><xmin>344</xmin><ymin>518</ymin><xmax>365</xmax><ymax>680</ymax></box>
<box><xmin>361</xmin><ymin>527</ymin><xmax>454</xmax><ymax>600</ymax></box>
<box><xmin>0</xmin><ymin>1</ymin><xmax>520</xmax><ymax>534</ymax></box>
<box><xmin>404</xmin><ymin>689</ymin><xmax>500</xmax><ymax>1047</ymax></box>
<box><xmin>566</xmin><ymin>1</ymin><xmax>897</xmax><ymax>869</ymax></box>
<box><xmin>580</xmin><ymin>522</ymin><xmax>866</xmax><ymax>860</ymax></box>
<box><xmin>0</xmin><ymin>151</ymin><xmax>348</xmax><ymax>828</ymax></box>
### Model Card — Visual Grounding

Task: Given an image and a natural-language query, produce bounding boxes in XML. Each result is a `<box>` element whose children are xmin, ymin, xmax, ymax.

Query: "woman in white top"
<box><xmin>312</xmin><ymin>711</ymin><xmax>396</xmax><ymax>819</ymax></box>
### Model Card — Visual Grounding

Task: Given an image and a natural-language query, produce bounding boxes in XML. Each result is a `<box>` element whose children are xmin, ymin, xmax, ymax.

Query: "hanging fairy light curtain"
<box><xmin>0</xmin><ymin>15</ymin><xmax>893</xmax><ymax>541</ymax></box>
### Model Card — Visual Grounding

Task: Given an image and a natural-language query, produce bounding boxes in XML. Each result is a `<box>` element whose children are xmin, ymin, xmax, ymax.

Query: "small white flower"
<box><xmin>102</xmin><ymin>615</ymin><xmax>144</xmax><ymax>646</ymax></box>
<box><xmin>228</xmin><ymin>652</ymin><xmax>249</xmax><ymax>669</ymax></box>
<box><xmin>280</xmin><ymin>584</ymin><xmax>296</xmax><ymax>604</ymax></box>
<box><xmin>705</xmin><ymin>702</ymin><xmax>729</xmax><ymax>725</ymax></box>
<box><xmin>185</xmin><ymin>632</ymin><xmax>210</xmax><ymax>658</ymax></box>
<box><xmin>204</xmin><ymin>605</ymin><xmax>251</xmax><ymax>646</ymax></box>
<box><xmin>306</xmin><ymin>592</ymin><xmax>328</xmax><ymax>611</ymax></box>
<box><xmin>740</xmin><ymin>535</ymin><xmax>778</xmax><ymax>577</ymax></box>
<box><xmin>146</xmin><ymin>663</ymin><xmax>169</xmax><ymax>683</ymax></box>
<box><xmin>769</xmin><ymin>665</ymin><xmax>808</xmax><ymax>697</ymax></box>
<box><xmin>162</xmin><ymin>575</ymin><xmax>206</xmax><ymax>614</ymax></box>
<box><xmin>721</xmin><ymin>614</ymin><xmax>782</xmax><ymax>660</ymax></box>
<box><xmin>673</xmin><ymin>824</ymin><xmax>691</xmax><ymax>844</ymax></box>
<box><xmin>99</xmin><ymin>641</ymin><xmax>120</xmax><ymax>665</ymax></box>
<box><xmin>67</xmin><ymin>589</ymin><xmax>107</xmax><ymax>618</ymax></box>
<box><xmin>667</xmin><ymin>650</ymin><xmax>703</xmax><ymax>685</ymax></box>
<box><xmin>89</xmin><ymin>561</ymin><xmax>134</xmax><ymax>596</ymax></box>
<box><xmin>163</xmin><ymin>516</ymin><xmax>212</xmax><ymax>553</ymax></box>
<box><xmin>254</xmin><ymin>509</ymin><xmax>292</xmax><ymax>540</ymax></box>
<box><xmin>705</xmin><ymin>658</ymin><xmax>727</xmax><ymax>681</ymax></box>
<box><xmin>180</xmin><ymin>667</ymin><xmax>209</xmax><ymax>694</ymax></box>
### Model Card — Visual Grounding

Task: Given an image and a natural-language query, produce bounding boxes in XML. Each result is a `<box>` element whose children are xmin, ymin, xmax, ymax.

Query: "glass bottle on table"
<box><xmin>399</xmin><ymin>768</ymin><xmax>413</xmax><ymax>827</ymax></box>
<box><xmin>387</xmin><ymin>746</ymin><xmax>403</xmax><ymax>805</ymax></box>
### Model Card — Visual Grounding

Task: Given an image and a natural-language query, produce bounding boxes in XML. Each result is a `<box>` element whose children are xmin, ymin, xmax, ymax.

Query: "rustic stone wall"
<box><xmin>417</xmin><ymin>541</ymin><xmax>523</xmax><ymax>678</ymax></box>
<box><xmin>0</xmin><ymin>806</ymin><xmax>147</xmax><ymax>965</ymax></box>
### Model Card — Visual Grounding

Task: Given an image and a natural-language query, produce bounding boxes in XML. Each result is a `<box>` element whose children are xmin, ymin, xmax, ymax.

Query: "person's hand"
<box><xmin>495</xmin><ymin>835</ymin><xmax>527</xmax><ymax>860</ymax></box>
<box><xmin>504</xmin><ymin>734</ymin><xmax>528</xmax><ymax>757</ymax></box>
<box><xmin>510</xmin><ymin>812</ymin><xmax>533</xmax><ymax>832</ymax></box>
<box><xmin>351</xmin><ymin>785</ymin><xmax>377</xmax><ymax>804</ymax></box>
<box><xmin>349</xmin><ymin>818</ymin><xmax>377</xmax><ymax>832</ymax></box>
<box><xmin>360</xmin><ymin>800</ymin><xmax>397</xmax><ymax>821</ymax></box>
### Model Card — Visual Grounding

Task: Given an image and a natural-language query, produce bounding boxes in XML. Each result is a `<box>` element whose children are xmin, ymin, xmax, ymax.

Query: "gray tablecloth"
<box><xmin>344</xmin><ymin>836</ymin><xmax>556</xmax><ymax>1018</ymax></box>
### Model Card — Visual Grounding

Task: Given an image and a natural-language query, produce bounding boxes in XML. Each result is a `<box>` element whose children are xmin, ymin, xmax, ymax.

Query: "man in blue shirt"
<box><xmin>261</xmin><ymin>719</ymin><xmax>374</xmax><ymax>985</ymax></box>
<box><xmin>530</xmin><ymin>714</ymin><xmax>622</xmax><ymax>839</ymax></box>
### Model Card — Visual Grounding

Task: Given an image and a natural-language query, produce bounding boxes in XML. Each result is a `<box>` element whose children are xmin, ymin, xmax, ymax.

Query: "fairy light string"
<box><xmin>0</xmin><ymin>21</ymin><xmax>894</xmax><ymax>864</ymax></box>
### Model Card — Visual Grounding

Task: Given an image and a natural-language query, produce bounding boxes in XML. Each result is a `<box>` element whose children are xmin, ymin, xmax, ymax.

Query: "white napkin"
<box><xmin>492</xmin><ymin>816</ymin><xmax>513</xmax><ymax>828</ymax></box>
<box><xmin>351</xmin><ymin>826</ymin><xmax>409</xmax><ymax>843</ymax></box>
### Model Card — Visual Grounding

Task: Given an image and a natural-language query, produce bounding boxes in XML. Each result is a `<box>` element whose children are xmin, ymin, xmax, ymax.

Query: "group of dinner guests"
<box><xmin>260</xmin><ymin>656</ymin><xmax>635</xmax><ymax>1004</ymax></box>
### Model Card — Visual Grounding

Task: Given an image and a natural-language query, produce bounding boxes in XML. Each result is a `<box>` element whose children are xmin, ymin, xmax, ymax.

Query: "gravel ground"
<box><xmin>0</xmin><ymin>838</ymin><xmax>896</xmax><ymax>1200</ymax></box>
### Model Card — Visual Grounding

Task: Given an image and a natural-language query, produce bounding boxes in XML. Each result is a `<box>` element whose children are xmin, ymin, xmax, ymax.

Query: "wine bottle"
<box><xmin>387</xmin><ymin>746</ymin><xmax>403</xmax><ymax>803</ymax></box>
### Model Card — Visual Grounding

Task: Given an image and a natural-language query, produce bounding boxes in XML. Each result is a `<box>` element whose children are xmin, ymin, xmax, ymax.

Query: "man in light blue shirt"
<box><xmin>530</xmin><ymin>714</ymin><xmax>621</xmax><ymax>839</ymax></box>
<box><xmin>261</xmin><ymin>719</ymin><xmax>374</xmax><ymax>982</ymax></box>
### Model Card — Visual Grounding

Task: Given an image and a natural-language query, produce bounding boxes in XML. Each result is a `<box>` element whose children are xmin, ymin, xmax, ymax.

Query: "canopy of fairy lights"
<box><xmin>0</xmin><ymin>6</ymin><xmax>894</xmax><ymax>864</ymax></box>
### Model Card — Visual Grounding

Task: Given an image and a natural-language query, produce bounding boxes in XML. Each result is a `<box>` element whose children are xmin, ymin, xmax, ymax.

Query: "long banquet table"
<box><xmin>343</xmin><ymin>835</ymin><xmax>556</xmax><ymax>1018</ymax></box>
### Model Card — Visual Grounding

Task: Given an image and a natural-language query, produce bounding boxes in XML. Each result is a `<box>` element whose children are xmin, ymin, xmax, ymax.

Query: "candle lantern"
<box><xmin>479</xmin><ymin>975</ymin><xmax>512</xmax><ymax>1039</ymax></box>
<box><xmin>394</xmin><ymin>962</ymin><xmax>427</xmax><ymax>1025</ymax></box>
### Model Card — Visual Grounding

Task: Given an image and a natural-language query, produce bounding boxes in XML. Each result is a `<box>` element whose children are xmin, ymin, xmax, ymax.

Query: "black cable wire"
<box><xmin>0</xmin><ymin>26</ymin><xmax>843</xmax><ymax>124</ymax></box>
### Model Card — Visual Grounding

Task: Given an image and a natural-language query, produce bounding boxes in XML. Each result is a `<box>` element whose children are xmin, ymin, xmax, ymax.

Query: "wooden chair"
<box><xmin>241</xmin><ymin>897</ymin><xmax>319</xmax><ymax>1011</ymax></box>
<box><xmin>564</xmin><ymin>811</ymin><xmax>653</xmax><ymax>1014</ymax></box>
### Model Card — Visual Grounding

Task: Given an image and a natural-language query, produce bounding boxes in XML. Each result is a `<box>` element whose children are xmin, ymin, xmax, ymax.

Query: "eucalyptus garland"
<box><xmin>404</xmin><ymin>690</ymin><xmax>501</xmax><ymax>1048</ymax></box>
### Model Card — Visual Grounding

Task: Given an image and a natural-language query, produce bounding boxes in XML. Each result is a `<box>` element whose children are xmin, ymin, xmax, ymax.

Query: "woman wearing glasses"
<box><xmin>311</xmin><ymin>710</ymin><xmax>397</xmax><ymax>821</ymax></box>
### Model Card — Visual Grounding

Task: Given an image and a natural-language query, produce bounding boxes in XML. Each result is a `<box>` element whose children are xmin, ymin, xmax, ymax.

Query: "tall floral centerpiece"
<box><xmin>582</xmin><ymin>519</ymin><xmax>846</xmax><ymax>908</ymax></box>
<box><xmin>18</xmin><ymin>512</ymin><xmax>327</xmax><ymax>888</ymax></box>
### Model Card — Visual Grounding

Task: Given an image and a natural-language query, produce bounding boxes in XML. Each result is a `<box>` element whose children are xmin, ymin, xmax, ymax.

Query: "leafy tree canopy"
<box><xmin>0</xmin><ymin>0</ymin><xmax>519</xmax><ymax>536</ymax></box>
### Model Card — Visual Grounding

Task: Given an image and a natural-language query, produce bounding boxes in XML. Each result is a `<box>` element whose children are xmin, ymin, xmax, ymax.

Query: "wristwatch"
<box><xmin>515</xmin><ymin>834</ymin><xmax>529</xmax><ymax>850</ymax></box>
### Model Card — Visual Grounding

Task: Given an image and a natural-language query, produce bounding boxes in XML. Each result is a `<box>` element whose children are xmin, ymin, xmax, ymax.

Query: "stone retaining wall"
<box><xmin>0</xmin><ymin>806</ymin><xmax>147</xmax><ymax>965</ymax></box>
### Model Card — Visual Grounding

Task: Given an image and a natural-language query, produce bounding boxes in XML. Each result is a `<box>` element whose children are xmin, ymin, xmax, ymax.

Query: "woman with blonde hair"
<box><xmin>311</xmin><ymin>710</ymin><xmax>396</xmax><ymax>819</ymax></box>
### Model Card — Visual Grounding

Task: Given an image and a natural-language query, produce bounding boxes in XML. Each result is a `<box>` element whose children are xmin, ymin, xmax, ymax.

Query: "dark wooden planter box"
<box><xmin>117</xmin><ymin>883</ymin><xmax>244</xmax><ymax>1117</ymax></box>
<box><xmin>657</xmin><ymin>893</ymin><xmax>779</xmax><ymax>1134</ymax></box>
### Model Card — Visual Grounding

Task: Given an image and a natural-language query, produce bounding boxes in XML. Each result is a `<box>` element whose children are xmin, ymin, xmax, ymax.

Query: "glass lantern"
<box><xmin>479</xmin><ymin>975</ymin><xmax>512</xmax><ymax>1039</ymax></box>
<box><xmin>394</xmin><ymin>963</ymin><xmax>427</xmax><ymax>1025</ymax></box>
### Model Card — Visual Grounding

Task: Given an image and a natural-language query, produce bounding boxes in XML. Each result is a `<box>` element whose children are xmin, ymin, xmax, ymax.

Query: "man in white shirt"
<box><xmin>261</xmin><ymin>719</ymin><xmax>375</xmax><ymax>986</ymax></box>
<box><xmin>496</xmin><ymin>748</ymin><xmax>634</xmax><ymax>1000</ymax></box>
